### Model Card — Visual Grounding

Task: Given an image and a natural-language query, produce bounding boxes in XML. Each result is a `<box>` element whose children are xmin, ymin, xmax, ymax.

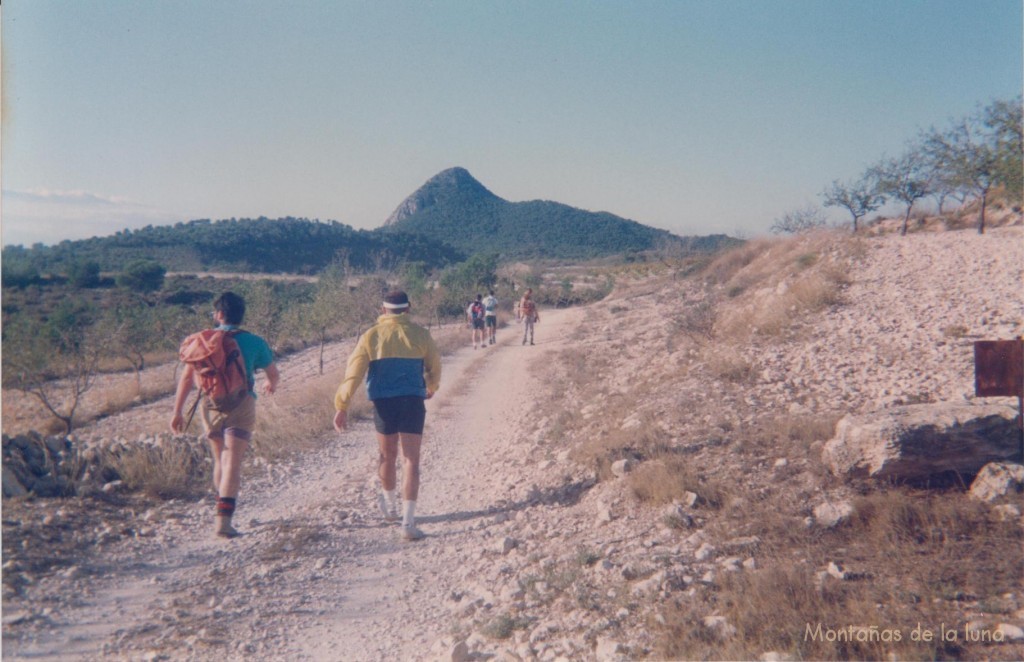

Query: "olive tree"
<box><xmin>301</xmin><ymin>262</ymin><xmax>359</xmax><ymax>374</ymax></box>
<box><xmin>982</xmin><ymin>96</ymin><xmax>1023</xmax><ymax>205</ymax></box>
<box><xmin>2</xmin><ymin>316</ymin><xmax>103</xmax><ymax>434</ymax></box>
<box><xmin>821</xmin><ymin>177</ymin><xmax>883</xmax><ymax>233</ymax></box>
<box><xmin>98</xmin><ymin>298</ymin><xmax>161</xmax><ymax>388</ymax></box>
<box><xmin>869</xmin><ymin>150</ymin><xmax>931</xmax><ymax>236</ymax></box>
<box><xmin>921</xmin><ymin>98</ymin><xmax>1023</xmax><ymax>234</ymax></box>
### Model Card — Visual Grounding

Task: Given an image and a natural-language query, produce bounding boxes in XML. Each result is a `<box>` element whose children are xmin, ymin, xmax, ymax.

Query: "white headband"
<box><xmin>382</xmin><ymin>301</ymin><xmax>408</xmax><ymax>310</ymax></box>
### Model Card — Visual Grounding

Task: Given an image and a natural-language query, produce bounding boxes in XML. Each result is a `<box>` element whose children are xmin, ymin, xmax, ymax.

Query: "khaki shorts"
<box><xmin>201</xmin><ymin>394</ymin><xmax>256</xmax><ymax>440</ymax></box>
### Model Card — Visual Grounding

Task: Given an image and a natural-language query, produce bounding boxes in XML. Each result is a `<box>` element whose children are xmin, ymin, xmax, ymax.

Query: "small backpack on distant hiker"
<box><xmin>470</xmin><ymin>301</ymin><xmax>484</xmax><ymax>321</ymax></box>
<box><xmin>520</xmin><ymin>298</ymin><xmax>536</xmax><ymax>321</ymax></box>
<box><xmin>179</xmin><ymin>329</ymin><xmax>250</xmax><ymax>426</ymax></box>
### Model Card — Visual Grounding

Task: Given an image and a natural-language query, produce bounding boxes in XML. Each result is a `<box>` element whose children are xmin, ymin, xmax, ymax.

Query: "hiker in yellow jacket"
<box><xmin>333</xmin><ymin>290</ymin><xmax>441</xmax><ymax>541</ymax></box>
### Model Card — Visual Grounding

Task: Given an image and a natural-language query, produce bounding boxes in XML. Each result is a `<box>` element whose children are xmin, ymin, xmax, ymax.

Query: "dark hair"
<box><xmin>476</xmin><ymin>294</ymin><xmax>482</xmax><ymax>301</ymax></box>
<box><xmin>214</xmin><ymin>292</ymin><xmax>246</xmax><ymax>325</ymax></box>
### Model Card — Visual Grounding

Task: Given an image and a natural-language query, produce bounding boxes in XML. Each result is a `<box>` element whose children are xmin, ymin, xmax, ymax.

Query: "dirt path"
<box><xmin>4</xmin><ymin>307</ymin><xmax>583</xmax><ymax>661</ymax></box>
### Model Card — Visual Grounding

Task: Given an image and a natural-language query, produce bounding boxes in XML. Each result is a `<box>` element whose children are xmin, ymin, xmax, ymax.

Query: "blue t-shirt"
<box><xmin>218</xmin><ymin>325</ymin><xmax>274</xmax><ymax>397</ymax></box>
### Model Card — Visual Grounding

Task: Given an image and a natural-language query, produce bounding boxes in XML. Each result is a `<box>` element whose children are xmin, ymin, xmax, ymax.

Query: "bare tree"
<box><xmin>921</xmin><ymin>119</ymin><xmax>999</xmax><ymax>234</ymax></box>
<box><xmin>770</xmin><ymin>204</ymin><xmax>828</xmax><ymax>235</ymax></box>
<box><xmin>821</xmin><ymin>177</ymin><xmax>883</xmax><ymax>233</ymax></box>
<box><xmin>302</xmin><ymin>261</ymin><xmax>358</xmax><ymax>374</ymax></box>
<box><xmin>869</xmin><ymin>150</ymin><xmax>931</xmax><ymax>236</ymax></box>
<box><xmin>3</xmin><ymin>321</ymin><xmax>103</xmax><ymax>434</ymax></box>
<box><xmin>99</xmin><ymin>299</ymin><xmax>160</xmax><ymax>389</ymax></box>
<box><xmin>983</xmin><ymin>96</ymin><xmax>1023</xmax><ymax>206</ymax></box>
<box><xmin>918</xmin><ymin>98</ymin><xmax>1022</xmax><ymax>234</ymax></box>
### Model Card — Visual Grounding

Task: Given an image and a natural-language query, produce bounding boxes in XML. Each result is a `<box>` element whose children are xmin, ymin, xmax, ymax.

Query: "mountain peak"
<box><xmin>384</xmin><ymin>167</ymin><xmax>502</xmax><ymax>226</ymax></box>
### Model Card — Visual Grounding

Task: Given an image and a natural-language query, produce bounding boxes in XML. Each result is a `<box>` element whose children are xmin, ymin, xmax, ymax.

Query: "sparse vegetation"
<box><xmin>481</xmin><ymin>614</ymin><xmax>532</xmax><ymax>640</ymax></box>
<box><xmin>628</xmin><ymin>456</ymin><xmax>728</xmax><ymax>509</ymax></box>
<box><xmin>526</xmin><ymin>225</ymin><xmax>1022</xmax><ymax>661</ymax></box>
<box><xmin>106</xmin><ymin>437</ymin><xmax>208</xmax><ymax>500</ymax></box>
<box><xmin>657</xmin><ymin>488</ymin><xmax>1021</xmax><ymax>660</ymax></box>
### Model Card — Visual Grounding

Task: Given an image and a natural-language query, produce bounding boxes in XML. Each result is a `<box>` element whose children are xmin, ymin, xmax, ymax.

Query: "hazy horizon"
<box><xmin>2</xmin><ymin>0</ymin><xmax>1021</xmax><ymax>247</ymax></box>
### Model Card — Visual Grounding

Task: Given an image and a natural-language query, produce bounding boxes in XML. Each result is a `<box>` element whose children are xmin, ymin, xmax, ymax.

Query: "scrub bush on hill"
<box><xmin>116</xmin><ymin>260</ymin><xmax>166</xmax><ymax>293</ymax></box>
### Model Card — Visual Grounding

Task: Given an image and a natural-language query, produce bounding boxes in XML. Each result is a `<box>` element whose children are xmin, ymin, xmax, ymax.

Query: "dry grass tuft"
<box><xmin>657</xmin><ymin>562</ymin><xmax>961</xmax><ymax>661</ymax></box>
<box><xmin>737</xmin><ymin>412</ymin><xmax>841</xmax><ymax>458</ymax></box>
<box><xmin>107</xmin><ymin>437</ymin><xmax>209</xmax><ymax>500</ymax></box>
<box><xmin>657</xmin><ymin>487</ymin><xmax>1023</xmax><ymax>660</ymax></box>
<box><xmin>701</xmin><ymin>239</ymin><xmax>775</xmax><ymax>285</ymax></box>
<box><xmin>253</xmin><ymin>373</ymin><xmax>370</xmax><ymax>460</ymax></box>
<box><xmin>705</xmin><ymin>349</ymin><xmax>756</xmax><ymax>383</ymax></box>
<box><xmin>788</xmin><ymin>272</ymin><xmax>845</xmax><ymax>312</ymax></box>
<box><xmin>705</xmin><ymin>232</ymin><xmax>855</xmax><ymax>343</ymax></box>
<box><xmin>569</xmin><ymin>421</ymin><xmax>660</xmax><ymax>481</ymax></box>
<box><xmin>628</xmin><ymin>454</ymin><xmax>728</xmax><ymax>508</ymax></box>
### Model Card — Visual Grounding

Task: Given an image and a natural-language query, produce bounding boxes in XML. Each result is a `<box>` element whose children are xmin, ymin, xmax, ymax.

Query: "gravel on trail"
<box><xmin>3</xmin><ymin>308</ymin><xmax>585</xmax><ymax>662</ymax></box>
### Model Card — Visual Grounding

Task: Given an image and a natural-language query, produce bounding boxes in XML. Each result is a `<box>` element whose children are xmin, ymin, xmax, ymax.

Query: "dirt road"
<box><xmin>4</xmin><ymin>307</ymin><xmax>583</xmax><ymax>661</ymax></box>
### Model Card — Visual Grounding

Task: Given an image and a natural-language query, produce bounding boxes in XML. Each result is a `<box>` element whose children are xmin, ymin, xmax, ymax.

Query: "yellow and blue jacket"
<box><xmin>334</xmin><ymin>313</ymin><xmax>441</xmax><ymax>411</ymax></box>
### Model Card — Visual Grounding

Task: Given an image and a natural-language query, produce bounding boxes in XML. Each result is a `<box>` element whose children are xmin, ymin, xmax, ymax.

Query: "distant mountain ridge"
<box><xmin>381</xmin><ymin>167</ymin><xmax>735</xmax><ymax>259</ymax></box>
<box><xmin>1</xmin><ymin>168</ymin><xmax>737</xmax><ymax>279</ymax></box>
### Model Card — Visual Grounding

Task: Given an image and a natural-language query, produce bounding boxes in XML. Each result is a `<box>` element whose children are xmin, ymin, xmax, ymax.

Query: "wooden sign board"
<box><xmin>975</xmin><ymin>339</ymin><xmax>1024</xmax><ymax>398</ymax></box>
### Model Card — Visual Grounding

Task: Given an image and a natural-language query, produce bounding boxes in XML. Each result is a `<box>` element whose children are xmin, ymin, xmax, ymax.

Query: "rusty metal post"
<box><xmin>974</xmin><ymin>337</ymin><xmax>1024</xmax><ymax>460</ymax></box>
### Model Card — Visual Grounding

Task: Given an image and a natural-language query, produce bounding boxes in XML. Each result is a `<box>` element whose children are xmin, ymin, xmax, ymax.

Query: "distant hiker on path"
<box><xmin>467</xmin><ymin>294</ymin><xmax>486</xmax><ymax>349</ymax></box>
<box><xmin>483</xmin><ymin>290</ymin><xmax>499</xmax><ymax>346</ymax></box>
<box><xmin>333</xmin><ymin>290</ymin><xmax>441</xmax><ymax>542</ymax></box>
<box><xmin>171</xmin><ymin>291</ymin><xmax>280</xmax><ymax>538</ymax></box>
<box><xmin>519</xmin><ymin>288</ymin><xmax>540</xmax><ymax>345</ymax></box>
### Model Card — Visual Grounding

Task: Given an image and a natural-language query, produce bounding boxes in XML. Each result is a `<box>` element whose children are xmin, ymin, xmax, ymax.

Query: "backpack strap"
<box><xmin>224</xmin><ymin>329</ymin><xmax>253</xmax><ymax>391</ymax></box>
<box><xmin>183</xmin><ymin>391</ymin><xmax>202</xmax><ymax>432</ymax></box>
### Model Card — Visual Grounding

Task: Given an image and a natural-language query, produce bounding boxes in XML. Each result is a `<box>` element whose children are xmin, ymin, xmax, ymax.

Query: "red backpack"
<box><xmin>179</xmin><ymin>329</ymin><xmax>250</xmax><ymax>416</ymax></box>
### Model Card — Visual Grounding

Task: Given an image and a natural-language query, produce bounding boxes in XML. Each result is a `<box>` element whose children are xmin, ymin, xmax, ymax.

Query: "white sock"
<box><xmin>384</xmin><ymin>489</ymin><xmax>397</xmax><ymax>509</ymax></box>
<box><xmin>403</xmin><ymin>500</ymin><xmax>416</xmax><ymax>527</ymax></box>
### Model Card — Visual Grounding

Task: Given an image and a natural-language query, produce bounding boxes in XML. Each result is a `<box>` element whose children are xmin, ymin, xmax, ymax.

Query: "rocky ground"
<box><xmin>3</xmin><ymin>222</ymin><xmax>1024</xmax><ymax>661</ymax></box>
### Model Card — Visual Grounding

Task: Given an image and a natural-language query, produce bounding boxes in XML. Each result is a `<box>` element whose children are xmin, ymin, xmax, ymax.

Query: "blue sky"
<box><xmin>2</xmin><ymin>0</ymin><xmax>1021</xmax><ymax>247</ymax></box>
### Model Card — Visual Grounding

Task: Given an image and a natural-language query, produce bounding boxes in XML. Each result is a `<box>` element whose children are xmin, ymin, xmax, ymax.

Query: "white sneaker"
<box><xmin>377</xmin><ymin>494</ymin><xmax>399</xmax><ymax>522</ymax></box>
<box><xmin>401</xmin><ymin>525</ymin><xmax>426</xmax><ymax>541</ymax></box>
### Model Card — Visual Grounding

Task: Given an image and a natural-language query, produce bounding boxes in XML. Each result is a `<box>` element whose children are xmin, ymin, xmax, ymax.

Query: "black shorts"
<box><xmin>373</xmin><ymin>396</ymin><xmax>426</xmax><ymax>435</ymax></box>
<box><xmin>472</xmin><ymin>318</ymin><xmax>485</xmax><ymax>329</ymax></box>
<box><xmin>485</xmin><ymin>316</ymin><xmax>496</xmax><ymax>328</ymax></box>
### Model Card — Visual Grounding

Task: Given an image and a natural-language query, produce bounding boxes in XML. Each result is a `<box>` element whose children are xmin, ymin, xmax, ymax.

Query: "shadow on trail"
<box><xmin>417</xmin><ymin>477</ymin><xmax>596</xmax><ymax>525</ymax></box>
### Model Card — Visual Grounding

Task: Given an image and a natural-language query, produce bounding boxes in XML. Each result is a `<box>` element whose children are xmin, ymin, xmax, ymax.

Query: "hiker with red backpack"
<box><xmin>467</xmin><ymin>294</ymin><xmax>486</xmax><ymax>349</ymax></box>
<box><xmin>170</xmin><ymin>292</ymin><xmax>280</xmax><ymax>538</ymax></box>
